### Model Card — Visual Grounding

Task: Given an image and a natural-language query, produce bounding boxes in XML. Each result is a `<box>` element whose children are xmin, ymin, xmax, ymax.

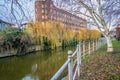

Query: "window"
<box><xmin>42</xmin><ymin>15</ymin><xmax>44</xmax><ymax>19</ymax></box>
<box><xmin>42</xmin><ymin>9</ymin><xmax>44</xmax><ymax>13</ymax></box>
<box><xmin>41</xmin><ymin>4</ymin><xmax>44</xmax><ymax>8</ymax></box>
<box><xmin>42</xmin><ymin>22</ymin><xmax>44</xmax><ymax>25</ymax></box>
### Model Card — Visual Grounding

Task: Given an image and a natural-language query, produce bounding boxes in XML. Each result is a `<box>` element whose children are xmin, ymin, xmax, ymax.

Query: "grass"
<box><xmin>112</xmin><ymin>40</ymin><xmax>120</xmax><ymax>53</ymax></box>
<box><xmin>80</xmin><ymin>40</ymin><xmax>120</xmax><ymax>80</ymax></box>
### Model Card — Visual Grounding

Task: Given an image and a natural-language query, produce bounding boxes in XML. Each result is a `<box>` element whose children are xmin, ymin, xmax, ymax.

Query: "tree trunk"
<box><xmin>105</xmin><ymin>35</ymin><xmax>114</xmax><ymax>53</ymax></box>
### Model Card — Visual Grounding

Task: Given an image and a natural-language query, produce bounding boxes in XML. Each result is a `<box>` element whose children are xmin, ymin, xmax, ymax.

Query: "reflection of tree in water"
<box><xmin>22</xmin><ymin>64</ymin><xmax>40</xmax><ymax>80</ymax></box>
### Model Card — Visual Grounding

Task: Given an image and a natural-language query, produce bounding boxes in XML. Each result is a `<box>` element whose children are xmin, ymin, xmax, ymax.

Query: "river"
<box><xmin>0</xmin><ymin>46</ymin><xmax>76</xmax><ymax>80</ymax></box>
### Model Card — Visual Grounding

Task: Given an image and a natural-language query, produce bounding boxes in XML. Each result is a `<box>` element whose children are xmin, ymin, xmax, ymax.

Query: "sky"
<box><xmin>0</xmin><ymin>0</ymin><xmax>86</xmax><ymax>26</ymax></box>
<box><xmin>0</xmin><ymin>0</ymin><xmax>80</xmax><ymax>25</ymax></box>
<box><xmin>0</xmin><ymin>0</ymin><xmax>119</xmax><ymax>29</ymax></box>
<box><xmin>0</xmin><ymin>0</ymin><xmax>35</xmax><ymax>25</ymax></box>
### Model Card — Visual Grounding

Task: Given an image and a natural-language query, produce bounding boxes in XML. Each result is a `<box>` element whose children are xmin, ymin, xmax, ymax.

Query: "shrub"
<box><xmin>0</xmin><ymin>27</ymin><xmax>33</xmax><ymax>54</ymax></box>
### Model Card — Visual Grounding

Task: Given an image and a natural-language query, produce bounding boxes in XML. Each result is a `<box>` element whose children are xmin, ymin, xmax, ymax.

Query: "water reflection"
<box><xmin>22</xmin><ymin>64</ymin><xmax>39</xmax><ymax>80</ymax></box>
<box><xmin>22</xmin><ymin>75</ymin><xmax>39</xmax><ymax>80</ymax></box>
<box><xmin>0</xmin><ymin>46</ymin><xmax>76</xmax><ymax>80</ymax></box>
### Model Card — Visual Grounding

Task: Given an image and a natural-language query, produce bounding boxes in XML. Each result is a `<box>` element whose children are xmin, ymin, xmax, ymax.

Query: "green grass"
<box><xmin>112</xmin><ymin>40</ymin><xmax>120</xmax><ymax>53</ymax></box>
<box><xmin>112</xmin><ymin>40</ymin><xmax>120</xmax><ymax>47</ymax></box>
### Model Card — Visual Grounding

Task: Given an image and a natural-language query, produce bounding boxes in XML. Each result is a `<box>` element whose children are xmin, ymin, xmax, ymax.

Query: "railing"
<box><xmin>51</xmin><ymin>38</ymin><xmax>106</xmax><ymax>80</ymax></box>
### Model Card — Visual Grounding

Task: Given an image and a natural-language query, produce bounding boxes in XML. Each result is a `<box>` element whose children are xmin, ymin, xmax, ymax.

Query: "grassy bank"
<box><xmin>81</xmin><ymin>40</ymin><xmax>120</xmax><ymax>80</ymax></box>
<box><xmin>112</xmin><ymin>40</ymin><xmax>120</xmax><ymax>53</ymax></box>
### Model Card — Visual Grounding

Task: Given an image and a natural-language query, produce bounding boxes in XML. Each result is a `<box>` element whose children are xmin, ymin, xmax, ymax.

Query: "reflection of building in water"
<box><xmin>35</xmin><ymin>0</ymin><xmax>87</xmax><ymax>30</ymax></box>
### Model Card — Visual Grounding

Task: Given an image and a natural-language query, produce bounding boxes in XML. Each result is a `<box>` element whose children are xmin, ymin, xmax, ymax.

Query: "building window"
<box><xmin>42</xmin><ymin>9</ymin><xmax>44</xmax><ymax>13</ymax></box>
<box><xmin>42</xmin><ymin>15</ymin><xmax>44</xmax><ymax>19</ymax></box>
<box><xmin>41</xmin><ymin>4</ymin><xmax>44</xmax><ymax>8</ymax></box>
<box><xmin>42</xmin><ymin>22</ymin><xmax>44</xmax><ymax>25</ymax></box>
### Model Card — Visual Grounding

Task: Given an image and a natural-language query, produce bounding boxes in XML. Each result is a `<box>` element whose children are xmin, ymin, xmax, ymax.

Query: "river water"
<box><xmin>0</xmin><ymin>46</ymin><xmax>76</xmax><ymax>80</ymax></box>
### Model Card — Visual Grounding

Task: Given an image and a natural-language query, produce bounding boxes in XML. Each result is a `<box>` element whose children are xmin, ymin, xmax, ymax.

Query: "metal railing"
<box><xmin>51</xmin><ymin>39</ymin><xmax>106</xmax><ymax>80</ymax></box>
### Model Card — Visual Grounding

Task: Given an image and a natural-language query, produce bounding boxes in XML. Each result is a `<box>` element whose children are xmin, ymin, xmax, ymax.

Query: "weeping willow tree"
<box><xmin>26</xmin><ymin>21</ymin><xmax>101</xmax><ymax>49</ymax></box>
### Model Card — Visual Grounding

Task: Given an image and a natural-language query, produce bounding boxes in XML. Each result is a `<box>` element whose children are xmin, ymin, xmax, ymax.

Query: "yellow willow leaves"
<box><xmin>25</xmin><ymin>21</ymin><xmax>101</xmax><ymax>48</ymax></box>
<box><xmin>91</xmin><ymin>30</ymin><xmax>101</xmax><ymax>39</ymax></box>
<box><xmin>79</xmin><ymin>28</ymin><xmax>90</xmax><ymax>41</ymax></box>
<box><xmin>66</xmin><ymin>28</ymin><xmax>76</xmax><ymax>42</ymax></box>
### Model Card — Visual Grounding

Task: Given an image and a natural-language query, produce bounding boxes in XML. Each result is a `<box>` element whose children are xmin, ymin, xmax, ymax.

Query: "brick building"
<box><xmin>35</xmin><ymin>0</ymin><xmax>87</xmax><ymax>29</ymax></box>
<box><xmin>115</xmin><ymin>19</ymin><xmax>120</xmax><ymax>40</ymax></box>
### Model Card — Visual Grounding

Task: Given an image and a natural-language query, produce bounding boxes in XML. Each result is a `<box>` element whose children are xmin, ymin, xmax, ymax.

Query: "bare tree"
<box><xmin>0</xmin><ymin>0</ymin><xmax>34</xmax><ymax>27</ymax></box>
<box><xmin>60</xmin><ymin>0</ymin><xmax>120</xmax><ymax>52</ymax></box>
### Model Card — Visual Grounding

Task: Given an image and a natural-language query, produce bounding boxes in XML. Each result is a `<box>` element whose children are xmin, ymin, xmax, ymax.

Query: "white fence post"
<box><xmin>98</xmin><ymin>39</ymin><xmax>100</xmax><ymax>49</ymax></box>
<box><xmin>68</xmin><ymin>50</ymin><xmax>73</xmax><ymax>80</ymax></box>
<box><xmin>88</xmin><ymin>40</ymin><xmax>91</xmax><ymax>55</ymax></box>
<box><xmin>96</xmin><ymin>39</ymin><xmax>97</xmax><ymax>50</ymax></box>
<box><xmin>97</xmin><ymin>39</ymin><xmax>99</xmax><ymax>49</ymax></box>
<box><xmin>79</xmin><ymin>43</ymin><xmax>81</xmax><ymax>65</ymax></box>
<box><xmin>92</xmin><ymin>40</ymin><xmax>94</xmax><ymax>51</ymax></box>
<box><xmin>83</xmin><ymin>41</ymin><xmax>85</xmax><ymax>58</ymax></box>
<box><xmin>77</xmin><ymin>43</ymin><xmax>81</xmax><ymax>79</ymax></box>
<box><xmin>99</xmin><ymin>39</ymin><xmax>102</xmax><ymax>46</ymax></box>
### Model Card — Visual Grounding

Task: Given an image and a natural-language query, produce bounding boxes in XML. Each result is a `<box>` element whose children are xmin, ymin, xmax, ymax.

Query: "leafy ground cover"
<box><xmin>80</xmin><ymin>40</ymin><xmax>120</xmax><ymax>80</ymax></box>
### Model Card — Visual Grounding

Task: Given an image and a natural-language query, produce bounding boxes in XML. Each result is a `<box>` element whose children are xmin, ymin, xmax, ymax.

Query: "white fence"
<box><xmin>51</xmin><ymin>39</ymin><xmax>106</xmax><ymax>80</ymax></box>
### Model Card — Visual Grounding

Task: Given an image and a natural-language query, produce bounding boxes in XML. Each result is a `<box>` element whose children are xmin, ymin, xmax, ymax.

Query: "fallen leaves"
<box><xmin>80</xmin><ymin>53</ymin><xmax>120</xmax><ymax>80</ymax></box>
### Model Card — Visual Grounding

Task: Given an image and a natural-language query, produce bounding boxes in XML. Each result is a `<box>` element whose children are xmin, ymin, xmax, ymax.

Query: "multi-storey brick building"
<box><xmin>35</xmin><ymin>0</ymin><xmax>87</xmax><ymax>29</ymax></box>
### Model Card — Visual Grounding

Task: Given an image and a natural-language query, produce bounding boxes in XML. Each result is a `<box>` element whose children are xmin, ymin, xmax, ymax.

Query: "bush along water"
<box><xmin>0</xmin><ymin>27</ymin><xmax>33</xmax><ymax>55</ymax></box>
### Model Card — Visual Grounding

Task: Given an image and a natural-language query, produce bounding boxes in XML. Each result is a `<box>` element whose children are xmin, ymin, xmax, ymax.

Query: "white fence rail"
<box><xmin>51</xmin><ymin>38</ymin><xmax>106</xmax><ymax>80</ymax></box>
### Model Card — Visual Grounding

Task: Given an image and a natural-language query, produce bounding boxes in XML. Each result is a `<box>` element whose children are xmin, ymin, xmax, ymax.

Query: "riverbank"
<box><xmin>81</xmin><ymin>40</ymin><xmax>120</xmax><ymax>80</ymax></box>
<box><xmin>0</xmin><ymin>46</ymin><xmax>76</xmax><ymax>80</ymax></box>
<box><xmin>0</xmin><ymin>45</ymin><xmax>42</xmax><ymax>58</ymax></box>
<box><xmin>0</xmin><ymin>44</ymin><xmax>72</xmax><ymax>58</ymax></box>
<box><xmin>0</xmin><ymin>38</ymin><xmax>103</xmax><ymax>58</ymax></box>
